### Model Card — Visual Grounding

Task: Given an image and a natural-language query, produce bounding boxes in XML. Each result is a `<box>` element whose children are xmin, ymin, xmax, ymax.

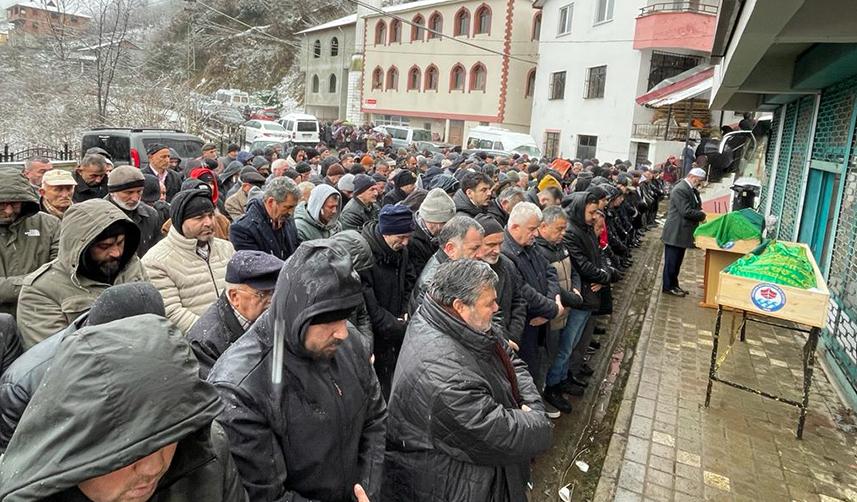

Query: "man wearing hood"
<box><xmin>188</xmin><ymin>250</ymin><xmax>283</xmax><ymax>379</ymax></box>
<box><xmin>0</xmin><ymin>315</ymin><xmax>246</xmax><ymax>501</ymax></box>
<box><xmin>295</xmin><ymin>183</ymin><xmax>342</xmax><ymax>242</ymax></box>
<box><xmin>143</xmin><ymin>189</ymin><xmax>235</xmax><ymax>333</ymax></box>
<box><xmin>106</xmin><ymin>166</ymin><xmax>164</xmax><ymax>257</ymax></box>
<box><xmin>453</xmin><ymin>171</ymin><xmax>492</xmax><ymax>218</ymax></box>
<box><xmin>0</xmin><ymin>167</ymin><xmax>61</xmax><ymax>317</ymax></box>
<box><xmin>72</xmin><ymin>153</ymin><xmax>110</xmax><ymax>203</ymax></box>
<box><xmin>230</xmin><ymin>177</ymin><xmax>300</xmax><ymax>261</ymax></box>
<box><xmin>208</xmin><ymin>241</ymin><xmax>386</xmax><ymax>502</ymax></box>
<box><xmin>383</xmin><ymin>259</ymin><xmax>552</xmax><ymax>501</ymax></box>
<box><xmin>17</xmin><ymin>199</ymin><xmax>146</xmax><ymax>347</ymax></box>
<box><xmin>340</xmin><ymin>173</ymin><xmax>380</xmax><ymax>232</ymax></box>
<box><xmin>408</xmin><ymin>187</ymin><xmax>456</xmax><ymax>274</ymax></box>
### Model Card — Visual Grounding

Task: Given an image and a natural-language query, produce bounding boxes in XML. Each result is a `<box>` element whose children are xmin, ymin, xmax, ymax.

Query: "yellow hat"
<box><xmin>41</xmin><ymin>169</ymin><xmax>76</xmax><ymax>187</ymax></box>
<box><xmin>537</xmin><ymin>174</ymin><xmax>561</xmax><ymax>192</ymax></box>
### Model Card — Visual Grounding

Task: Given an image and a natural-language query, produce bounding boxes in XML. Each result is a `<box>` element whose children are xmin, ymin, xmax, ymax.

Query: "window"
<box><xmin>411</xmin><ymin>15</ymin><xmax>425</xmax><ymax>41</ymax></box>
<box><xmin>474</xmin><ymin>4</ymin><xmax>491</xmax><ymax>35</ymax></box>
<box><xmin>311</xmin><ymin>75</ymin><xmax>320</xmax><ymax>93</ymax></box>
<box><xmin>330</xmin><ymin>37</ymin><xmax>339</xmax><ymax>56</ymax></box>
<box><xmin>454</xmin><ymin>8</ymin><xmax>470</xmax><ymax>37</ymax></box>
<box><xmin>450</xmin><ymin>64</ymin><xmax>466</xmax><ymax>91</ymax></box>
<box><xmin>549</xmin><ymin>71</ymin><xmax>566</xmax><ymax>100</ymax></box>
<box><xmin>532</xmin><ymin>12</ymin><xmax>541</xmax><ymax>40</ymax></box>
<box><xmin>374</xmin><ymin>20</ymin><xmax>386</xmax><ymax>45</ymax></box>
<box><xmin>470</xmin><ymin>63</ymin><xmax>486</xmax><ymax>91</ymax></box>
<box><xmin>407</xmin><ymin>66</ymin><xmax>421</xmax><ymax>90</ymax></box>
<box><xmin>557</xmin><ymin>4</ymin><xmax>572</xmax><ymax>35</ymax></box>
<box><xmin>544</xmin><ymin>131</ymin><xmax>560</xmax><ymax>160</ymax></box>
<box><xmin>584</xmin><ymin>65</ymin><xmax>606</xmax><ymax>98</ymax></box>
<box><xmin>525</xmin><ymin>69</ymin><xmax>536</xmax><ymax>97</ymax></box>
<box><xmin>425</xmin><ymin>64</ymin><xmax>439</xmax><ymax>90</ymax></box>
<box><xmin>576</xmin><ymin>135</ymin><xmax>597</xmax><ymax>159</ymax></box>
<box><xmin>312</xmin><ymin>39</ymin><xmax>321</xmax><ymax>58</ymax></box>
<box><xmin>428</xmin><ymin>12</ymin><xmax>442</xmax><ymax>39</ymax></box>
<box><xmin>389</xmin><ymin>19</ymin><xmax>402</xmax><ymax>43</ymax></box>
<box><xmin>386</xmin><ymin>67</ymin><xmax>399</xmax><ymax>90</ymax></box>
<box><xmin>594</xmin><ymin>0</ymin><xmax>614</xmax><ymax>23</ymax></box>
<box><xmin>647</xmin><ymin>51</ymin><xmax>703</xmax><ymax>90</ymax></box>
<box><xmin>329</xmin><ymin>74</ymin><xmax>337</xmax><ymax>93</ymax></box>
<box><xmin>372</xmin><ymin>67</ymin><xmax>383</xmax><ymax>90</ymax></box>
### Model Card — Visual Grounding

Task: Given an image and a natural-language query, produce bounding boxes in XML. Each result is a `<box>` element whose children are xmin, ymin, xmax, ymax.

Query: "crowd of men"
<box><xmin>0</xmin><ymin>138</ymin><xmax>707</xmax><ymax>501</ymax></box>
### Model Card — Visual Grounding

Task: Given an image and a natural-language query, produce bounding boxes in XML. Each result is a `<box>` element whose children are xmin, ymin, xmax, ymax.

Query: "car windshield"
<box><xmin>412</xmin><ymin>129</ymin><xmax>432</xmax><ymax>142</ymax></box>
<box><xmin>262</xmin><ymin>122</ymin><xmax>285</xmax><ymax>131</ymax></box>
<box><xmin>513</xmin><ymin>144</ymin><xmax>541</xmax><ymax>157</ymax></box>
<box><xmin>297</xmin><ymin>121</ymin><xmax>317</xmax><ymax>132</ymax></box>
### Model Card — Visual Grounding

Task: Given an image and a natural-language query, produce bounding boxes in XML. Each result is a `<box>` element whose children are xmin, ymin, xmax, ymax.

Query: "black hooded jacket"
<box><xmin>208</xmin><ymin>241</ymin><xmax>387</xmax><ymax>502</ymax></box>
<box><xmin>564</xmin><ymin>192</ymin><xmax>611</xmax><ymax>287</ymax></box>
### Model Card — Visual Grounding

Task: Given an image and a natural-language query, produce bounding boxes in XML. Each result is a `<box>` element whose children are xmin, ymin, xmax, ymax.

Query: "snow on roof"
<box><xmin>364</xmin><ymin>0</ymin><xmax>461</xmax><ymax>17</ymax></box>
<box><xmin>7</xmin><ymin>2</ymin><xmax>91</xmax><ymax>19</ymax></box>
<box><xmin>297</xmin><ymin>14</ymin><xmax>357</xmax><ymax>35</ymax></box>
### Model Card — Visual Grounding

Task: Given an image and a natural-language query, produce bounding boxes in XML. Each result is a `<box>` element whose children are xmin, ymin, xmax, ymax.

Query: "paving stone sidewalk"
<box><xmin>594</xmin><ymin>246</ymin><xmax>857</xmax><ymax>502</ymax></box>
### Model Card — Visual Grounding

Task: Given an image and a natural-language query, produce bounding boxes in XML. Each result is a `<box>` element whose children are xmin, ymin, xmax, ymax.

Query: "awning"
<box><xmin>636</xmin><ymin>66</ymin><xmax>714</xmax><ymax>107</ymax></box>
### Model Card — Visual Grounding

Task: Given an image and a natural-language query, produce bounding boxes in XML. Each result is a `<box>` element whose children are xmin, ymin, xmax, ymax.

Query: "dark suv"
<box><xmin>80</xmin><ymin>128</ymin><xmax>204</xmax><ymax>170</ymax></box>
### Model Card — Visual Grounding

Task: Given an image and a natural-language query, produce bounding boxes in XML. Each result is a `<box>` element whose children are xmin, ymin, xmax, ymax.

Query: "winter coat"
<box><xmin>71</xmin><ymin>170</ymin><xmax>108</xmax><ymax>203</ymax></box>
<box><xmin>407</xmin><ymin>217</ymin><xmax>438</xmax><ymax>276</ymax></box>
<box><xmin>340</xmin><ymin>196</ymin><xmax>379</xmax><ymax>232</ymax></box>
<box><xmin>230</xmin><ymin>197</ymin><xmax>298</xmax><ymax>261</ymax></box>
<box><xmin>381</xmin><ymin>187</ymin><xmax>407</xmax><ymax>207</ymax></box>
<box><xmin>294</xmin><ymin>184</ymin><xmax>342</xmax><ymax>242</ymax></box>
<box><xmin>535</xmin><ymin>236</ymin><xmax>583</xmax><ymax>330</ymax></box>
<box><xmin>16</xmin><ymin>200</ymin><xmax>146</xmax><ymax>348</ymax></box>
<box><xmin>208</xmin><ymin>241</ymin><xmax>387</xmax><ymax>502</ymax></box>
<box><xmin>0</xmin><ymin>169</ymin><xmax>60</xmax><ymax>317</ymax></box>
<box><xmin>0</xmin><ymin>315</ymin><xmax>246</xmax><ymax>502</ymax></box>
<box><xmin>187</xmin><ymin>293</ymin><xmax>246</xmax><ymax>380</ymax></box>
<box><xmin>408</xmin><ymin>249</ymin><xmax>449</xmax><ymax>316</ymax></box>
<box><xmin>501</xmin><ymin>232</ymin><xmax>560</xmax><ymax>327</ymax></box>
<box><xmin>142</xmin><ymin>226</ymin><xmax>234</xmax><ymax>333</ymax></box>
<box><xmin>564</xmin><ymin>192</ymin><xmax>612</xmax><ymax>287</ymax></box>
<box><xmin>0</xmin><ymin>314</ymin><xmax>22</xmax><ymax>379</ymax></box>
<box><xmin>105</xmin><ymin>195</ymin><xmax>163</xmax><ymax>257</ymax></box>
<box><xmin>143</xmin><ymin>165</ymin><xmax>183</xmax><ymax>202</ymax></box>
<box><xmin>224</xmin><ymin>187</ymin><xmax>249</xmax><ymax>221</ymax></box>
<box><xmin>491</xmin><ymin>255</ymin><xmax>528</xmax><ymax>345</ymax></box>
<box><xmin>452</xmin><ymin>189</ymin><xmax>485</xmax><ymax>218</ymax></box>
<box><xmin>161</xmin><ymin>212</ymin><xmax>232</xmax><ymax>241</ymax></box>
<box><xmin>382</xmin><ymin>296</ymin><xmax>553</xmax><ymax>502</ymax></box>
<box><xmin>360</xmin><ymin>222</ymin><xmax>416</xmax><ymax>398</ymax></box>
<box><xmin>485</xmin><ymin>199</ymin><xmax>510</xmax><ymax>227</ymax></box>
<box><xmin>661</xmin><ymin>179</ymin><xmax>706</xmax><ymax>249</ymax></box>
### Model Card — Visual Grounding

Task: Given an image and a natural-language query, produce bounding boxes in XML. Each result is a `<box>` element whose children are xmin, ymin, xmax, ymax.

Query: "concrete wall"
<box><xmin>301</xmin><ymin>25</ymin><xmax>356</xmax><ymax>119</ymax></box>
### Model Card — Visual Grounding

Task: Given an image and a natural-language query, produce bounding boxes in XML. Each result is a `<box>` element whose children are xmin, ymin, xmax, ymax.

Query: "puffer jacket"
<box><xmin>0</xmin><ymin>315</ymin><xmax>246</xmax><ymax>502</ymax></box>
<box><xmin>187</xmin><ymin>293</ymin><xmax>246</xmax><ymax>380</ymax></box>
<box><xmin>382</xmin><ymin>297</ymin><xmax>553</xmax><ymax>502</ymax></box>
<box><xmin>0</xmin><ymin>168</ymin><xmax>60</xmax><ymax>317</ymax></box>
<box><xmin>208</xmin><ymin>241</ymin><xmax>387</xmax><ymax>502</ymax></box>
<box><xmin>105</xmin><ymin>195</ymin><xmax>164</xmax><ymax>257</ymax></box>
<box><xmin>294</xmin><ymin>184</ymin><xmax>342</xmax><ymax>242</ymax></box>
<box><xmin>142</xmin><ymin>226</ymin><xmax>234</xmax><ymax>333</ymax></box>
<box><xmin>230</xmin><ymin>197</ymin><xmax>298</xmax><ymax>261</ymax></box>
<box><xmin>340</xmin><ymin>196</ymin><xmax>379</xmax><ymax>232</ymax></box>
<box><xmin>16</xmin><ymin>199</ymin><xmax>146</xmax><ymax>348</ymax></box>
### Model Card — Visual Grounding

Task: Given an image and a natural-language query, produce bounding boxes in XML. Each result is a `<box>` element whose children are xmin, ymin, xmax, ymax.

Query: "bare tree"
<box><xmin>85</xmin><ymin>0</ymin><xmax>135</xmax><ymax>125</ymax></box>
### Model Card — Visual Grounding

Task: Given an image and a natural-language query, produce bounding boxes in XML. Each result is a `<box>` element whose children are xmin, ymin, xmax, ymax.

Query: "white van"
<box><xmin>375</xmin><ymin>125</ymin><xmax>433</xmax><ymax>149</ymax></box>
<box><xmin>214</xmin><ymin>89</ymin><xmax>250</xmax><ymax>108</ymax></box>
<box><xmin>464</xmin><ymin>126</ymin><xmax>542</xmax><ymax>158</ymax></box>
<box><xmin>279</xmin><ymin>113</ymin><xmax>320</xmax><ymax>145</ymax></box>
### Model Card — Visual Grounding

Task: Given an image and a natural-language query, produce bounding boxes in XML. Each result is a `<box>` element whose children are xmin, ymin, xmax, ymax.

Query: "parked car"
<box><xmin>211</xmin><ymin>107</ymin><xmax>246</xmax><ymax>126</ymax></box>
<box><xmin>415</xmin><ymin>140</ymin><xmax>454</xmax><ymax>154</ymax></box>
<box><xmin>242</xmin><ymin>120</ymin><xmax>289</xmax><ymax>146</ymax></box>
<box><xmin>249</xmin><ymin>107</ymin><xmax>280</xmax><ymax>121</ymax></box>
<box><xmin>80</xmin><ymin>128</ymin><xmax>204</xmax><ymax>170</ymax></box>
<box><xmin>278</xmin><ymin>113</ymin><xmax>320</xmax><ymax>145</ymax></box>
<box><xmin>374</xmin><ymin>125</ymin><xmax>433</xmax><ymax>150</ymax></box>
<box><xmin>248</xmin><ymin>139</ymin><xmax>286</xmax><ymax>154</ymax></box>
<box><xmin>464</xmin><ymin>126</ymin><xmax>542</xmax><ymax>159</ymax></box>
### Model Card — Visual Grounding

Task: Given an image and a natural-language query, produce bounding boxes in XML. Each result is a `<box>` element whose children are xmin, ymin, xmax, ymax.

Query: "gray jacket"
<box><xmin>294</xmin><ymin>184</ymin><xmax>342</xmax><ymax>242</ymax></box>
<box><xmin>661</xmin><ymin>179</ymin><xmax>706</xmax><ymax>248</ymax></box>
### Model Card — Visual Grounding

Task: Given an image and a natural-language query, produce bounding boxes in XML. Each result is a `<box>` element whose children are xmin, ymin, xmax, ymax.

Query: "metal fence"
<box><xmin>0</xmin><ymin>144</ymin><xmax>79</xmax><ymax>163</ymax></box>
<box><xmin>638</xmin><ymin>2</ymin><xmax>719</xmax><ymax>16</ymax></box>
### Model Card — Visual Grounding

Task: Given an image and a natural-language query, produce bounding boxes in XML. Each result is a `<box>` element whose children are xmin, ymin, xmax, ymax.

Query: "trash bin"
<box><xmin>731</xmin><ymin>178</ymin><xmax>761</xmax><ymax>211</ymax></box>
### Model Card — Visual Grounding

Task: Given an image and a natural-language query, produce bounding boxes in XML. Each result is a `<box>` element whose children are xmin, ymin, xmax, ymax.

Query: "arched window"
<box><xmin>450</xmin><ymin>64</ymin><xmax>466</xmax><ymax>91</ymax></box>
<box><xmin>427</xmin><ymin>12</ymin><xmax>442</xmax><ymax>39</ymax></box>
<box><xmin>474</xmin><ymin>4</ymin><xmax>491</xmax><ymax>35</ymax></box>
<box><xmin>424</xmin><ymin>64</ymin><xmax>439</xmax><ymax>90</ymax></box>
<box><xmin>374</xmin><ymin>20</ymin><xmax>387</xmax><ymax>45</ymax></box>
<box><xmin>372</xmin><ymin>67</ymin><xmax>383</xmax><ymax>90</ymax></box>
<box><xmin>525</xmin><ymin>68</ymin><xmax>536</xmax><ymax>97</ymax></box>
<box><xmin>389</xmin><ymin>19</ymin><xmax>402</xmax><ymax>43</ymax></box>
<box><xmin>470</xmin><ymin>63</ymin><xmax>486</xmax><ymax>91</ymax></box>
<box><xmin>329</xmin><ymin>73</ymin><xmax>337</xmax><ymax>93</ymax></box>
<box><xmin>331</xmin><ymin>36</ymin><xmax>339</xmax><ymax>56</ymax></box>
<box><xmin>532</xmin><ymin>12</ymin><xmax>541</xmax><ymax>41</ymax></box>
<box><xmin>454</xmin><ymin>8</ymin><xmax>470</xmax><ymax>37</ymax></box>
<box><xmin>411</xmin><ymin>14</ymin><xmax>425</xmax><ymax>41</ymax></box>
<box><xmin>311</xmin><ymin>74</ymin><xmax>320</xmax><ymax>93</ymax></box>
<box><xmin>407</xmin><ymin>66</ymin><xmax>421</xmax><ymax>90</ymax></box>
<box><xmin>312</xmin><ymin>39</ymin><xmax>321</xmax><ymax>58</ymax></box>
<box><xmin>386</xmin><ymin>67</ymin><xmax>399</xmax><ymax>91</ymax></box>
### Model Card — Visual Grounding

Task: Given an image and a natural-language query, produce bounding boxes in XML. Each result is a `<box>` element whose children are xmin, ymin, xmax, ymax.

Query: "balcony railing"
<box><xmin>632</xmin><ymin>123</ymin><xmax>708</xmax><ymax>141</ymax></box>
<box><xmin>639</xmin><ymin>2</ymin><xmax>719</xmax><ymax>17</ymax></box>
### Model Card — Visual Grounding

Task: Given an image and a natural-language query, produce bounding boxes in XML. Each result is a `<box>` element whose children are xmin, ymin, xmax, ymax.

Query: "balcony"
<box><xmin>634</xmin><ymin>2</ymin><xmax>718</xmax><ymax>53</ymax></box>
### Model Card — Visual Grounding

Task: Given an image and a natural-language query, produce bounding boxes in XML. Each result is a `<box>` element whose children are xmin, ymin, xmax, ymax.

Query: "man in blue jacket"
<box><xmin>230</xmin><ymin>177</ymin><xmax>300</xmax><ymax>261</ymax></box>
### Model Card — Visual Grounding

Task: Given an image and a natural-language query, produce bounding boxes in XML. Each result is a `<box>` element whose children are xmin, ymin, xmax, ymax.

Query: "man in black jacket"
<box><xmin>453</xmin><ymin>171</ymin><xmax>492</xmax><ymax>218</ymax></box>
<box><xmin>106</xmin><ymin>166</ymin><xmax>163</xmax><ymax>257</ymax></box>
<box><xmin>72</xmin><ymin>153</ymin><xmax>110</xmax><ymax>202</ymax></box>
<box><xmin>661</xmin><ymin>168</ymin><xmax>707</xmax><ymax>296</ymax></box>
<box><xmin>209</xmin><ymin>241</ymin><xmax>386</xmax><ymax>502</ymax></box>
<box><xmin>485</xmin><ymin>186</ymin><xmax>524</xmax><ymax>226</ymax></box>
<box><xmin>383</xmin><ymin>259</ymin><xmax>552</xmax><ymax>502</ymax></box>
<box><xmin>0</xmin><ymin>314</ymin><xmax>22</xmax><ymax>379</ymax></box>
<box><xmin>187</xmin><ymin>250</ymin><xmax>283</xmax><ymax>379</ymax></box>
<box><xmin>230</xmin><ymin>177</ymin><xmax>300</xmax><ymax>261</ymax></box>
<box><xmin>408</xmin><ymin>188</ymin><xmax>456</xmax><ymax>275</ymax></box>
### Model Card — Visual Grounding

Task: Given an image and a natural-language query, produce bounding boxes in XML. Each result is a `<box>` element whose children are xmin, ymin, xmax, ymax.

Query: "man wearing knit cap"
<box><xmin>38</xmin><ymin>168</ymin><xmax>76</xmax><ymax>220</ymax></box>
<box><xmin>142</xmin><ymin>143</ymin><xmax>183</xmax><ymax>202</ymax></box>
<box><xmin>337</xmin><ymin>173</ymin><xmax>355</xmax><ymax>204</ymax></box>
<box><xmin>360</xmin><ymin>204</ymin><xmax>416</xmax><ymax>398</ymax></box>
<box><xmin>408</xmin><ymin>187</ymin><xmax>455</xmax><ymax>275</ymax></box>
<box><xmin>381</xmin><ymin>170</ymin><xmax>416</xmax><ymax>207</ymax></box>
<box><xmin>106</xmin><ymin>166</ymin><xmax>163</xmax><ymax>257</ymax></box>
<box><xmin>143</xmin><ymin>189</ymin><xmax>235</xmax><ymax>332</ymax></box>
<box><xmin>340</xmin><ymin>173</ymin><xmax>380</xmax><ymax>232</ymax></box>
<box><xmin>324</xmin><ymin>162</ymin><xmax>346</xmax><ymax>187</ymax></box>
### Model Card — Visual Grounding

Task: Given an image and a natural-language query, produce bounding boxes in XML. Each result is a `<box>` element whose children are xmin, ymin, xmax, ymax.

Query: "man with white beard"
<box><xmin>106</xmin><ymin>166</ymin><xmax>164</xmax><ymax>257</ymax></box>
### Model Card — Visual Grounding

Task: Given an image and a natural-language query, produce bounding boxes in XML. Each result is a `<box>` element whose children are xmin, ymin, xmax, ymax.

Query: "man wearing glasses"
<box><xmin>188</xmin><ymin>250</ymin><xmax>283</xmax><ymax>378</ymax></box>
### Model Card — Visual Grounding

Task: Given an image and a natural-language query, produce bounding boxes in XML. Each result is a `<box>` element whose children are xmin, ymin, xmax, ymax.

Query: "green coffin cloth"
<box><xmin>725</xmin><ymin>240</ymin><xmax>817</xmax><ymax>289</ymax></box>
<box><xmin>693</xmin><ymin>208</ymin><xmax>764</xmax><ymax>248</ymax></box>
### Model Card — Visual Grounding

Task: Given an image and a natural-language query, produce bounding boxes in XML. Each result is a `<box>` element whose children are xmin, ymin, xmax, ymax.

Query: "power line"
<box><xmin>192</xmin><ymin>0</ymin><xmax>294</xmax><ymax>47</ymax></box>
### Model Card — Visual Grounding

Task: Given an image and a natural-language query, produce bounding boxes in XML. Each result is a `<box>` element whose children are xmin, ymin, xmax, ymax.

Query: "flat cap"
<box><xmin>226</xmin><ymin>250</ymin><xmax>285</xmax><ymax>291</ymax></box>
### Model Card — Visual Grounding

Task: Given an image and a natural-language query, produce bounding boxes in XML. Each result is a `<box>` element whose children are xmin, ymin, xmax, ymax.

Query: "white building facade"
<box><xmin>298</xmin><ymin>15</ymin><xmax>357</xmax><ymax>121</ymax></box>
